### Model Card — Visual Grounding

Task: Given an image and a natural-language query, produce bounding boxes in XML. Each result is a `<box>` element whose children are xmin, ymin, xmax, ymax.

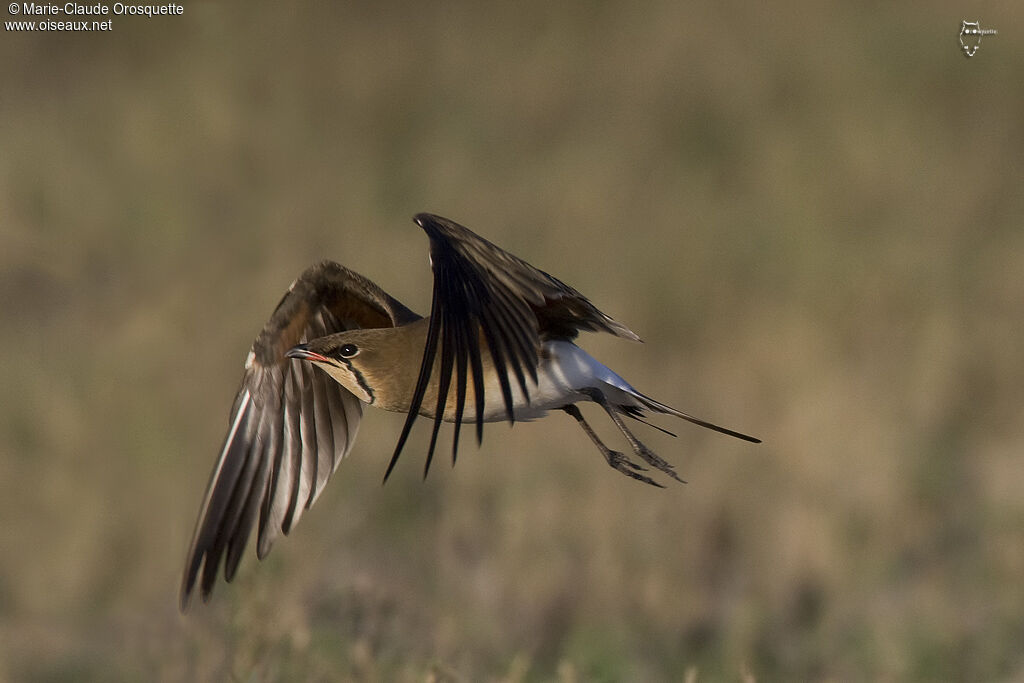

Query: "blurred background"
<box><xmin>2</xmin><ymin>1</ymin><xmax>1023</xmax><ymax>680</ymax></box>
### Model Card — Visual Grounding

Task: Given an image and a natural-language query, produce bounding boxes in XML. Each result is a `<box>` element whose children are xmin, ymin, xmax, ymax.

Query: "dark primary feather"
<box><xmin>180</xmin><ymin>262</ymin><xmax>420</xmax><ymax>611</ymax></box>
<box><xmin>384</xmin><ymin>213</ymin><xmax>641</xmax><ymax>482</ymax></box>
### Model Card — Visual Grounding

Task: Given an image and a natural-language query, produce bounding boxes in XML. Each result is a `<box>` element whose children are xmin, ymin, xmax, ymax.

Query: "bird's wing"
<box><xmin>384</xmin><ymin>213</ymin><xmax>640</xmax><ymax>481</ymax></box>
<box><xmin>181</xmin><ymin>261</ymin><xmax>420</xmax><ymax>610</ymax></box>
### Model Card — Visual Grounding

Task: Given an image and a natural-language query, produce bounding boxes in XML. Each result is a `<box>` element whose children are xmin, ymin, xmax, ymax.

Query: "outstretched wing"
<box><xmin>383</xmin><ymin>213</ymin><xmax>640</xmax><ymax>481</ymax></box>
<box><xmin>181</xmin><ymin>261</ymin><xmax>420</xmax><ymax>610</ymax></box>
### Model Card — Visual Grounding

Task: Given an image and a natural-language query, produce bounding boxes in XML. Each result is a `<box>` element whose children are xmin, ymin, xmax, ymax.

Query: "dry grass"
<box><xmin>2</xmin><ymin>1</ymin><xmax>1024</xmax><ymax>680</ymax></box>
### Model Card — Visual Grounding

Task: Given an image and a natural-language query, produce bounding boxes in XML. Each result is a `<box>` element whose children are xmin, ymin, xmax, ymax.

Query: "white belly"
<box><xmin>476</xmin><ymin>340</ymin><xmax>641</xmax><ymax>422</ymax></box>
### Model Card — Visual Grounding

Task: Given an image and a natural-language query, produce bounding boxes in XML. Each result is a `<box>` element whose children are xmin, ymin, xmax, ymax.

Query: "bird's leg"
<box><xmin>581</xmin><ymin>389</ymin><xmax>686</xmax><ymax>484</ymax></box>
<box><xmin>560</xmin><ymin>404</ymin><xmax>663</xmax><ymax>488</ymax></box>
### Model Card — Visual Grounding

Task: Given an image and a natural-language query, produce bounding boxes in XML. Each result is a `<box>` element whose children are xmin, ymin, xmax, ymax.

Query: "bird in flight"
<box><xmin>180</xmin><ymin>213</ymin><xmax>759</xmax><ymax>609</ymax></box>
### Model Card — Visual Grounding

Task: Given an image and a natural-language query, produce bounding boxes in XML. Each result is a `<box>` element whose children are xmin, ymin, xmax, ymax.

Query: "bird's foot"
<box><xmin>604</xmin><ymin>449</ymin><xmax>663</xmax><ymax>488</ymax></box>
<box><xmin>633</xmin><ymin>443</ymin><xmax>686</xmax><ymax>484</ymax></box>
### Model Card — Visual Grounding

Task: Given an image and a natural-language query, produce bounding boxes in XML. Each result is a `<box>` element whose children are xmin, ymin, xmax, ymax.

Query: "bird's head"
<box><xmin>286</xmin><ymin>329</ymin><xmax>398</xmax><ymax>405</ymax></box>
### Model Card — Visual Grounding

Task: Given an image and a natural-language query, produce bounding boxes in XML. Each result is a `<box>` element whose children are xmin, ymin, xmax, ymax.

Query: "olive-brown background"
<box><xmin>3</xmin><ymin>2</ymin><xmax>1023</xmax><ymax>680</ymax></box>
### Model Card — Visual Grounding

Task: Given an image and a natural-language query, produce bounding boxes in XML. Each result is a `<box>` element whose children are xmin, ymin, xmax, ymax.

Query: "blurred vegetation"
<box><xmin>2</xmin><ymin>0</ymin><xmax>1024</xmax><ymax>680</ymax></box>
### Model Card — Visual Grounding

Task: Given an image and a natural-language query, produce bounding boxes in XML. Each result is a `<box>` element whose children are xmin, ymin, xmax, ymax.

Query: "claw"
<box><xmin>605</xmin><ymin>449</ymin><xmax>664</xmax><ymax>488</ymax></box>
<box><xmin>617</xmin><ymin>456</ymin><xmax>648</xmax><ymax>472</ymax></box>
<box><xmin>634</xmin><ymin>444</ymin><xmax>686</xmax><ymax>484</ymax></box>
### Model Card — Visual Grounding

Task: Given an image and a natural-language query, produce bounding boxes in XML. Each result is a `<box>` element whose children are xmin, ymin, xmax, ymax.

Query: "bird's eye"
<box><xmin>339</xmin><ymin>343</ymin><xmax>359</xmax><ymax>358</ymax></box>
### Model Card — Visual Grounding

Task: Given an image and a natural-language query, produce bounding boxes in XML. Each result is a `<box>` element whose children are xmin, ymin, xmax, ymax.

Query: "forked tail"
<box><xmin>631</xmin><ymin>391</ymin><xmax>761</xmax><ymax>443</ymax></box>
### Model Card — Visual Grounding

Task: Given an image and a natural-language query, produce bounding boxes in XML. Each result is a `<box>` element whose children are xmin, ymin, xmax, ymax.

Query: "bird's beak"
<box><xmin>285</xmin><ymin>344</ymin><xmax>330</xmax><ymax>363</ymax></box>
